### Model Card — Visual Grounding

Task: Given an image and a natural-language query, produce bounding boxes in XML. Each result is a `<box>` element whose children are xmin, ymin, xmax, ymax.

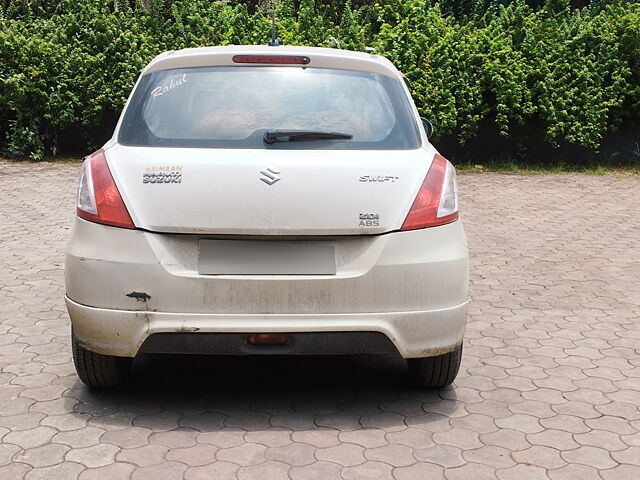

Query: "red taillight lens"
<box><xmin>232</xmin><ymin>55</ymin><xmax>310</xmax><ymax>65</ymax></box>
<box><xmin>401</xmin><ymin>153</ymin><xmax>459</xmax><ymax>230</ymax></box>
<box><xmin>77</xmin><ymin>150</ymin><xmax>135</xmax><ymax>229</ymax></box>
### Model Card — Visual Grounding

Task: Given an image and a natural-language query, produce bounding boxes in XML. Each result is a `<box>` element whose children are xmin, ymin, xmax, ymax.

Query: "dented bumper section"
<box><xmin>65</xmin><ymin>218</ymin><xmax>469</xmax><ymax>314</ymax></box>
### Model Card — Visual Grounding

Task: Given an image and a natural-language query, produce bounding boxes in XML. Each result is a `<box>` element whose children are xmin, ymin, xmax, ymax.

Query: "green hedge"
<box><xmin>1</xmin><ymin>0</ymin><xmax>639</xmax><ymax>160</ymax></box>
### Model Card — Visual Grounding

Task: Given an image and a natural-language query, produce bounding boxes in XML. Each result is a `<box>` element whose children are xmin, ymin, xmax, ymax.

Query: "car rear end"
<box><xmin>65</xmin><ymin>46</ymin><xmax>469</xmax><ymax>388</ymax></box>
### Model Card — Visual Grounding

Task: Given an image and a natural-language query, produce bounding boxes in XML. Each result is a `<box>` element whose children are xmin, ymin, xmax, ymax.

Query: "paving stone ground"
<box><xmin>0</xmin><ymin>160</ymin><xmax>639</xmax><ymax>480</ymax></box>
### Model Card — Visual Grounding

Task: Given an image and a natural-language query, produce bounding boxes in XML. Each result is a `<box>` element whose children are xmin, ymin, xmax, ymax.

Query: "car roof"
<box><xmin>142</xmin><ymin>45</ymin><xmax>404</xmax><ymax>79</ymax></box>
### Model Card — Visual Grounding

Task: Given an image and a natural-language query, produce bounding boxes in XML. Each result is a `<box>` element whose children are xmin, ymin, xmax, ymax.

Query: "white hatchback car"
<box><xmin>65</xmin><ymin>45</ymin><xmax>469</xmax><ymax>388</ymax></box>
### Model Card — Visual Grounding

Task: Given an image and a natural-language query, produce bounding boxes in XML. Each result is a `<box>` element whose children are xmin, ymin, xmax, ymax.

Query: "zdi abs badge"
<box><xmin>359</xmin><ymin>213</ymin><xmax>380</xmax><ymax>227</ymax></box>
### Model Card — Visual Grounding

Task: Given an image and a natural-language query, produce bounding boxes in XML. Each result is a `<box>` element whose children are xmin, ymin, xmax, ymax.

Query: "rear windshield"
<box><xmin>118</xmin><ymin>66</ymin><xmax>421</xmax><ymax>150</ymax></box>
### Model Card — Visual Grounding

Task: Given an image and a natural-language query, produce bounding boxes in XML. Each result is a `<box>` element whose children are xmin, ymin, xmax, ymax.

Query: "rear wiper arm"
<box><xmin>264</xmin><ymin>130</ymin><xmax>353</xmax><ymax>144</ymax></box>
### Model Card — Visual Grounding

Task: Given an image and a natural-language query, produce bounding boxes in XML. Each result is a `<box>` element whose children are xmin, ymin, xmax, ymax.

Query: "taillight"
<box><xmin>76</xmin><ymin>150</ymin><xmax>135</xmax><ymax>229</ymax></box>
<box><xmin>401</xmin><ymin>153</ymin><xmax>459</xmax><ymax>230</ymax></box>
<box><xmin>232</xmin><ymin>55</ymin><xmax>310</xmax><ymax>65</ymax></box>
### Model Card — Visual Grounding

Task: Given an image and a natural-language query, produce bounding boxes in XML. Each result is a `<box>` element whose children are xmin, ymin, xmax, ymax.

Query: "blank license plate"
<box><xmin>198</xmin><ymin>239</ymin><xmax>336</xmax><ymax>275</ymax></box>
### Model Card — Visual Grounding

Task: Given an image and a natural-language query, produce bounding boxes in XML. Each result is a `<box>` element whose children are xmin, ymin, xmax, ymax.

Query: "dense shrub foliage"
<box><xmin>0</xmin><ymin>0</ymin><xmax>638</xmax><ymax>160</ymax></box>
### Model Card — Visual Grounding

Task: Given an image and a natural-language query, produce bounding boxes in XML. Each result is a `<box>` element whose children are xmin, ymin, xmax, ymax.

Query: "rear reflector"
<box><xmin>76</xmin><ymin>150</ymin><xmax>135</xmax><ymax>229</ymax></box>
<box><xmin>232</xmin><ymin>55</ymin><xmax>310</xmax><ymax>65</ymax></box>
<box><xmin>247</xmin><ymin>334</ymin><xmax>288</xmax><ymax>345</ymax></box>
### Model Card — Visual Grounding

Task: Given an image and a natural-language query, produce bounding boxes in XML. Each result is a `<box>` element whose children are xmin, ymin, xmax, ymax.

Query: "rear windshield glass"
<box><xmin>118</xmin><ymin>66</ymin><xmax>421</xmax><ymax>150</ymax></box>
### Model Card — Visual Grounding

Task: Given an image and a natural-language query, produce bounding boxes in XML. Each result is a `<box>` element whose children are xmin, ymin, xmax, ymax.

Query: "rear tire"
<box><xmin>408</xmin><ymin>344</ymin><xmax>463</xmax><ymax>388</ymax></box>
<box><xmin>72</xmin><ymin>330</ymin><xmax>132</xmax><ymax>388</ymax></box>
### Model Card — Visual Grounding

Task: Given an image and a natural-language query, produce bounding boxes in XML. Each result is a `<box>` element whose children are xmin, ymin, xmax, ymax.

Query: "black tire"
<box><xmin>408</xmin><ymin>344</ymin><xmax>463</xmax><ymax>388</ymax></box>
<box><xmin>72</xmin><ymin>330</ymin><xmax>132</xmax><ymax>388</ymax></box>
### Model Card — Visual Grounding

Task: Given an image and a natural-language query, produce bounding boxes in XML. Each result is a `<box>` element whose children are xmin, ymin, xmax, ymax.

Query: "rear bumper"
<box><xmin>65</xmin><ymin>217</ymin><xmax>469</xmax><ymax>358</ymax></box>
<box><xmin>66</xmin><ymin>296</ymin><xmax>468</xmax><ymax>359</ymax></box>
<box><xmin>65</xmin><ymin>218</ymin><xmax>469</xmax><ymax>314</ymax></box>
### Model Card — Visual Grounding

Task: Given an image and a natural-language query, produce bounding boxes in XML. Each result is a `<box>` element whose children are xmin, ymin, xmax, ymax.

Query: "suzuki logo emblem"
<box><xmin>259</xmin><ymin>167</ymin><xmax>281</xmax><ymax>185</ymax></box>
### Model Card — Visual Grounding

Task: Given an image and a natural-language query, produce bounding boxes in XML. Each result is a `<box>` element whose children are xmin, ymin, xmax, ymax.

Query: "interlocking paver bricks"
<box><xmin>342</xmin><ymin>460</ymin><xmax>394</xmax><ymax>479</ymax></box>
<box><xmin>445</xmin><ymin>461</ymin><xmax>496</xmax><ymax>480</ymax></box>
<box><xmin>339</xmin><ymin>429</ymin><xmax>388</xmax><ymax>448</ymax></box>
<box><xmin>288</xmin><ymin>460</ymin><xmax>342</xmax><ymax>480</ymax></box>
<box><xmin>512</xmin><ymin>445</ymin><xmax>566</xmax><ymax>469</ymax></box>
<box><xmin>197</xmin><ymin>430</ymin><xmax>245</xmax><ymax>448</ymax></box>
<box><xmin>116</xmin><ymin>444</ymin><xmax>169</xmax><ymax>467</ymax></box>
<box><xmin>364</xmin><ymin>443</ymin><xmax>415</xmax><ymax>466</ymax></box>
<box><xmin>316</xmin><ymin>443</ymin><xmax>366</xmax><ymax>466</ymax></box>
<box><xmin>184</xmin><ymin>461</ymin><xmax>239</xmax><ymax>480</ymax></box>
<box><xmin>78</xmin><ymin>462</ymin><xmax>136</xmax><ymax>480</ymax></box>
<box><xmin>237</xmin><ymin>460</ymin><xmax>291</xmax><ymax>480</ymax></box>
<box><xmin>413</xmin><ymin>444</ymin><xmax>465</xmax><ymax>467</ymax></box>
<box><xmin>601</xmin><ymin>464</ymin><xmax>640</xmax><ymax>480</ymax></box>
<box><xmin>133</xmin><ymin>412</ymin><xmax>181</xmax><ymax>432</ymax></box>
<box><xmin>51</xmin><ymin>426</ymin><xmax>104</xmax><ymax>449</ymax></box>
<box><xmin>496</xmin><ymin>464</ymin><xmax>549</xmax><ymax>480</ymax></box>
<box><xmin>4</xmin><ymin>426</ymin><xmax>57</xmax><ymax>450</ymax></box>
<box><xmin>394</xmin><ymin>461</ymin><xmax>444</xmax><ymax>479</ymax></box>
<box><xmin>265</xmin><ymin>442</ymin><xmax>316</xmax><ymax>466</ymax></box>
<box><xmin>13</xmin><ymin>443</ymin><xmax>69</xmax><ymax>468</ymax></box>
<box><xmin>386</xmin><ymin>427</ymin><xmax>435</xmax><ymax>449</ymax></box>
<box><xmin>548</xmin><ymin>464</ymin><xmax>602</xmax><ymax>480</ymax></box>
<box><xmin>480</xmin><ymin>428</ymin><xmax>531</xmax><ymax>451</ymax></box>
<box><xmin>23</xmin><ymin>461</ymin><xmax>84</xmax><ymax>480</ymax></box>
<box><xmin>561</xmin><ymin>445</ymin><xmax>617</xmax><ymax>470</ymax></box>
<box><xmin>244</xmin><ymin>429</ymin><xmax>292</xmax><ymax>448</ymax></box>
<box><xmin>131</xmin><ymin>461</ymin><xmax>187</xmax><ymax>480</ymax></box>
<box><xmin>1</xmin><ymin>162</ymin><xmax>639</xmax><ymax>478</ymax></box>
<box><xmin>291</xmin><ymin>429</ymin><xmax>340</xmax><ymax>448</ymax></box>
<box><xmin>463</xmin><ymin>445</ymin><xmax>516</xmax><ymax>469</ymax></box>
<box><xmin>216</xmin><ymin>443</ymin><xmax>268</xmax><ymax>466</ymax></box>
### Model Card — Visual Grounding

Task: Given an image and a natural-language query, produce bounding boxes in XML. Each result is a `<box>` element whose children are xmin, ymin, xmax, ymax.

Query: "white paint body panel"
<box><xmin>107</xmin><ymin>144</ymin><xmax>435</xmax><ymax>235</ymax></box>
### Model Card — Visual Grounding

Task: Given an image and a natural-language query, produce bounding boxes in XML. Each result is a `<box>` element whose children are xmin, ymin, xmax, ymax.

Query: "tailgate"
<box><xmin>107</xmin><ymin>144</ymin><xmax>435</xmax><ymax>235</ymax></box>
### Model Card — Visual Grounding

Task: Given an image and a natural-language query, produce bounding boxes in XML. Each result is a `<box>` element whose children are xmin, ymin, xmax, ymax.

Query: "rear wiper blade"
<box><xmin>264</xmin><ymin>130</ymin><xmax>353</xmax><ymax>144</ymax></box>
